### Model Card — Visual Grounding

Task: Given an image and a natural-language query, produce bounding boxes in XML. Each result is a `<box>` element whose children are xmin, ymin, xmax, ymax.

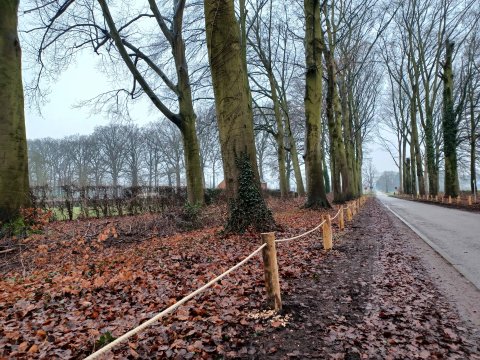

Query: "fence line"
<box><xmin>400</xmin><ymin>193</ymin><xmax>477</xmax><ymax>207</ymax></box>
<box><xmin>84</xmin><ymin>198</ymin><xmax>364</xmax><ymax>359</ymax></box>
<box><xmin>274</xmin><ymin>220</ymin><xmax>326</xmax><ymax>243</ymax></box>
<box><xmin>85</xmin><ymin>243</ymin><xmax>267</xmax><ymax>360</ymax></box>
<box><xmin>331</xmin><ymin>207</ymin><xmax>341</xmax><ymax>220</ymax></box>
<box><xmin>275</xmin><ymin>205</ymin><xmax>345</xmax><ymax>243</ymax></box>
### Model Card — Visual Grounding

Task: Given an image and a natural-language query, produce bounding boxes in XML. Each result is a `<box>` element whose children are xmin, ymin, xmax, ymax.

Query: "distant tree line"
<box><xmin>27</xmin><ymin>105</ymin><xmax>306</xmax><ymax>192</ymax></box>
<box><xmin>378</xmin><ymin>0</ymin><xmax>480</xmax><ymax>199</ymax></box>
<box><xmin>28</xmin><ymin>116</ymin><xmax>219</xmax><ymax>190</ymax></box>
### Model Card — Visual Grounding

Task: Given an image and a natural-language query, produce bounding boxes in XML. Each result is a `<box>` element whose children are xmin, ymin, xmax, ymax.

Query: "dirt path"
<box><xmin>245</xmin><ymin>198</ymin><xmax>480</xmax><ymax>359</ymax></box>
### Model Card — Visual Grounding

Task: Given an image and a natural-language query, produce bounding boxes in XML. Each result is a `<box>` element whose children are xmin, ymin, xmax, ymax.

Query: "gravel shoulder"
<box><xmin>245</xmin><ymin>197</ymin><xmax>480</xmax><ymax>359</ymax></box>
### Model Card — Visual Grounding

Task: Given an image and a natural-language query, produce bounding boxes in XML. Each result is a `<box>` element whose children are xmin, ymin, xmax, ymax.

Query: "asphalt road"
<box><xmin>378</xmin><ymin>193</ymin><xmax>480</xmax><ymax>290</ymax></box>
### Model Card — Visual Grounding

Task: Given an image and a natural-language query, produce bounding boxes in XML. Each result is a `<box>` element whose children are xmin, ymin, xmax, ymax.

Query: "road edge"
<box><xmin>377</xmin><ymin>196</ymin><xmax>480</xmax><ymax>331</ymax></box>
<box><xmin>379</xmin><ymin>198</ymin><xmax>479</xmax><ymax>290</ymax></box>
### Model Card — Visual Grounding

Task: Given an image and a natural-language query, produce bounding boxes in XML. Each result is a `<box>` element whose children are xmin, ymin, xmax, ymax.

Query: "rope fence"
<box><xmin>399</xmin><ymin>193</ymin><xmax>478</xmax><ymax>206</ymax></box>
<box><xmin>84</xmin><ymin>243</ymin><xmax>267</xmax><ymax>360</ymax></box>
<box><xmin>275</xmin><ymin>220</ymin><xmax>326</xmax><ymax>243</ymax></box>
<box><xmin>84</xmin><ymin>196</ymin><xmax>367</xmax><ymax>359</ymax></box>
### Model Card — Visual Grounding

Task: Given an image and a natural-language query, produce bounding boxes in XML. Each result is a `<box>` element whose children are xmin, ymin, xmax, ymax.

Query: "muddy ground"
<box><xmin>244</xmin><ymin>198</ymin><xmax>480</xmax><ymax>359</ymax></box>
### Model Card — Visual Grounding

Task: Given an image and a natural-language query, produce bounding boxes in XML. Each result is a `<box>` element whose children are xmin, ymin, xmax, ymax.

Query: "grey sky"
<box><xmin>21</xmin><ymin>34</ymin><xmax>399</xmax><ymax>176</ymax></box>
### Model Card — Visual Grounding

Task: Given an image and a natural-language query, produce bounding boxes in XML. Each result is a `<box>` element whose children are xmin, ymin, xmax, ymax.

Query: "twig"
<box><xmin>18</xmin><ymin>246</ymin><xmax>27</xmax><ymax>278</ymax></box>
<box><xmin>0</xmin><ymin>248</ymin><xmax>16</xmax><ymax>254</ymax></box>
<box><xmin>84</xmin><ymin>221</ymin><xmax>92</xmax><ymax>238</ymax></box>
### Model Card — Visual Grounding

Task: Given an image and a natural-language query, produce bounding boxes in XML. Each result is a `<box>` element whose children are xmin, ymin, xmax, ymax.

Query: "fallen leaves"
<box><xmin>245</xmin><ymin>199</ymin><xmax>480</xmax><ymax>359</ymax></box>
<box><xmin>0</xmin><ymin>199</ymin><xmax>333</xmax><ymax>359</ymax></box>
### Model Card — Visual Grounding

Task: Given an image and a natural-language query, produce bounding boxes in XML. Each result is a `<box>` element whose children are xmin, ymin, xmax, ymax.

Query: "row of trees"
<box><xmin>28</xmin><ymin>118</ymin><xmax>222</xmax><ymax>190</ymax></box>
<box><xmin>5</xmin><ymin>0</ymin><xmax>478</xmax><ymax>230</ymax></box>
<box><xmin>11</xmin><ymin>0</ymin><xmax>384</xmax><ymax>227</ymax></box>
<box><xmin>28</xmin><ymin>113</ymin><xmax>295</xmax><ymax>191</ymax></box>
<box><xmin>379</xmin><ymin>0</ymin><xmax>480</xmax><ymax>199</ymax></box>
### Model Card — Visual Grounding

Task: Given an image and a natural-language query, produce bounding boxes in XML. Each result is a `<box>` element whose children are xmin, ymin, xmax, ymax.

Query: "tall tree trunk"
<box><xmin>268</xmin><ymin>74</ymin><xmax>288</xmax><ymax>198</ymax></box>
<box><xmin>401</xmin><ymin>136</ymin><xmax>407</xmax><ymax>193</ymax></box>
<box><xmin>173</xmin><ymin>11</ymin><xmax>205</xmax><ymax>206</ymax></box>
<box><xmin>410</xmin><ymin>85</ymin><xmax>425</xmax><ymax>195</ymax></box>
<box><xmin>410</xmin><ymin>140</ymin><xmax>417</xmax><ymax>195</ymax></box>
<box><xmin>324</xmin><ymin>47</ymin><xmax>350</xmax><ymax>202</ymax></box>
<box><xmin>340</xmin><ymin>76</ymin><xmax>357</xmax><ymax>197</ymax></box>
<box><xmin>303</xmin><ymin>0</ymin><xmax>329</xmax><ymax>208</ymax></box>
<box><xmin>405</xmin><ymin>158</ymin><xmax>412</xmax><ymax>194</ymax></box>
<box><xmin>425</xmin><ymin>109</ymin><xmax>438</xmax><ymax>195</ymax></box>
<box><xmin>470</xmin><ymin>88</ymin><xmax>477</xmax><ymax>198</ymax></box>
<box><xmin>179</xmin><ymin>115</ymin><xmax>204</xmax><ymax>205</ymax></box>
<box><xmin>284</xmin><ymin>112</ymin><xmax>305</xmax><ymax>196</ymax></box>
<box><xmin>355</xmin><ymin>120</ymin><xmax>363</xmax><ymax>195</ymax></box>
<box><xmin>100</xmin><ymin>0</ymin><xmax>204</xmax><ymax>206</ymax></box>
<box><xmin>442</xmin><ymin>39</ymin><xmax>459</xmax><ymax>197</ymax></box>
<box><xmin>204</xmin><ymin>0</ymin><xmax>274</xmax><ymax>232</ymax></box>
<box><xmin>0</xmin><ymin>0</ymin><xmax>30</xmax><ymax>222</ymax></box>
<box><xmin>280</xmin><ymin>78</ymin><xmax>305</xmax><ymax>196</ymax></box>
<box><xmin>131</xmin><ymin>166</ymin><xmax>138</xmax><ymax>187</ymax></box>
<box><xmin>321</xmin><ymin>119</ymin><xmax>331</xmax><ymax>194</ymax></box>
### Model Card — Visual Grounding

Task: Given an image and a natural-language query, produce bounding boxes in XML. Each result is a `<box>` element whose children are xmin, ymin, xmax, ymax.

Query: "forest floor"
<box><xmin>245</xmin><ymin>197</ymin><xmax>480</xmax><ymax>359</ymax></box>
<box><xmin>1</xmin><ymin>197</ymin><xmax>479</xmax><ymax>359</ymax></box>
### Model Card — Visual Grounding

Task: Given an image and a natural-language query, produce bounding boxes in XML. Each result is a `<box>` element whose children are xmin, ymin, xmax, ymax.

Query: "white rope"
<box><xmin>84</xmin><ymin>243</ymin><xmax>267</xmax><ymax>360</ymax></box>
<box><xmin>330</xmin><ymin>208</ymin><xmax>341</xmax><ymax>221</ymax></box>
<box><xmin>275</xmin><ymin>219</ymin><xmax>326</xmax><ymax>243</ymax></box>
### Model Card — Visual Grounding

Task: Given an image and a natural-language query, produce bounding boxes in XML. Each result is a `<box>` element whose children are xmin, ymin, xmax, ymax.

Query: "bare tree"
<box><xmin>24</xmin><ymin>0</ymin><xmax>205</xmax><ymax>204</ymax></box>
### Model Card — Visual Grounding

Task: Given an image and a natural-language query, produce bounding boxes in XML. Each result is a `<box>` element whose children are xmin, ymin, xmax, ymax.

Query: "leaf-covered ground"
<box><xmin>0</xmin><ymin>198</ymin><xmax>337</xmax><ymax>359</ymax></box>
<box><xmin>246</xmin><ymin>198</ymin><xmax>480</xmax><ymax>359</ymax></box>
<box><xmin>1</xmin><ymin>197</ymin><xmax>478</xmax><ymax>359</ymax></box>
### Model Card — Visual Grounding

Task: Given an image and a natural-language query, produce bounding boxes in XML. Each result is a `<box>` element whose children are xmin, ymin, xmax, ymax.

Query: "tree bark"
<box><xmin>442</xmin><ymin>39</ymin><xmax>459</xmax><ymax>197</ymax></box>
<box><xmin>469</xmin><ymin>87</ymin><xmax>477</xmax><ymax>197</ymax></box>
<box><xmin>303</xmin><ymin>0</ymin><xmax>329</xmax><ymax>208</ymax></box>
<box><xmin>268</xmin><ymin>74</ymin><xmax>288</xmax><ymax>198</ymax></box>
<box><xmin>179</xmin><ymin>113</ymin><xmax>204</xmax><ymax>205</ymax></box>
<box><xmin>340</xmin><ymin>75</ymin><xmax>357</xmax><ymax>197</ymax></box>
<box><xmin>410</xmin><ymin>84</ymin><xmax>425</xmax><ymax>195</ymax></box>
<box><xmin>324</xmin><ymin>47</ymin><xmax>351</xmax><ymax>202</ymax></box>
<box><xmin>99</xmin><ymin>0</ymin><xmax>204</xmax><ymax>205</ymax></box>
<box><xmin>204</xmin><ymin>0</ymin><xmax>274</xmax><ymax>232</ymax></box>
<box><xmin>284</xmin><ymin>111</ymin><xmax>305</xmax><ymax>196</ymax></box>
<box><xmin>0</xmin><ymin>0</ymin><xmax>30</xmax><ymax>222</ymax></box>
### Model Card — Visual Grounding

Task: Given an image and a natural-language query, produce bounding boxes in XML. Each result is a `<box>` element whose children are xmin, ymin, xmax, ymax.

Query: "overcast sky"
<box><xmin>21</xmin><ymin>30</ymin><xmax>398</xmax><ymax>176</ymax></box>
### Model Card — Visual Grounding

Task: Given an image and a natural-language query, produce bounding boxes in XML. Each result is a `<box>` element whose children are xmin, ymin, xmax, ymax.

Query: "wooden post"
<box><xmin>339</xmin><ymin>207</ymin><xmax>345</xmax><ymax>231</ymax></box>
<box><xmin>468</xmin><ymin>195</ymin><xmax>472</xmax><ymax>206</ymax></box>
<box><xmin>322</xmin><ymin>215</ymin><xmax>333</xmax><ymax>250</ymax></box>
<box><xmin>261</xmin><ymin>233</ymin><xmax>282</xmax><ymax>311</ymax></box>
<box><xmin>346</xmin><ymin>206</ymin><xmax>352</xmax><ymax>222</ymax></box>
